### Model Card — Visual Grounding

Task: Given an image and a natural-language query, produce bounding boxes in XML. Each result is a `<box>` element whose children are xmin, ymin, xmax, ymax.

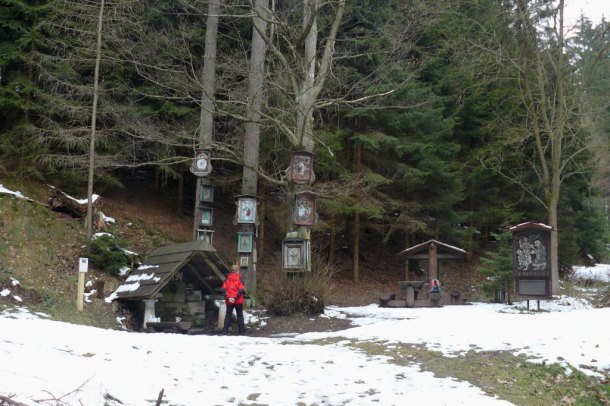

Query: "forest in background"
<box><xmin>1</xmin><ymin>0</ymin><xmax>609</xmax><ymax>292</ymax></box>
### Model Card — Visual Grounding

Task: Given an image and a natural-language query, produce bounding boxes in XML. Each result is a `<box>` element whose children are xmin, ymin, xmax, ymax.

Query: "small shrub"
<box><xmin>89</xmin><ymin>234</ymin><xmax>130</xmax><ymax>277</ymax></box>
<box><xmin>597</xmin><ymin>286</ymin><xmax>610</xmax><ymax>308</ymax></box>
<box><xmin>477</xmin><ymin>231</ymin><xmax>513</xmax><ymax>303</ymax></box>
<box><xmin>260</xmin><ymin>253</ymin><xmax>337</xmax><ymax>316</ymax></box>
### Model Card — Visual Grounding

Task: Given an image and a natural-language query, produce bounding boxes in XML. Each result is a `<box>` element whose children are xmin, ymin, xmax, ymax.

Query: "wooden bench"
<box><xmin>146</xmin><ymin>321</ymin><xmax>192</xmax><ymax>334</ymax></box>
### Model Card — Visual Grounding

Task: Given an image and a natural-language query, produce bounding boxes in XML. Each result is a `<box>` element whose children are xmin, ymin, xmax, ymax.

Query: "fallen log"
<box><xmin>48</xmin><ymin>189</ymin><xmax>102</xmax><ymax>218</ymax></box>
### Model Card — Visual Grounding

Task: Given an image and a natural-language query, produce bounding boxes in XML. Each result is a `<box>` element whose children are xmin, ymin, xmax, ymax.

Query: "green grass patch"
<box><xmin>0</xmin><ymin>179</ymin><xmax>181</xmax><ymax>330</ymax></box>
<box><xmin>348</xmin><ymin>341</ymin><xmax>608</xmax><ymax>406</ymax></box>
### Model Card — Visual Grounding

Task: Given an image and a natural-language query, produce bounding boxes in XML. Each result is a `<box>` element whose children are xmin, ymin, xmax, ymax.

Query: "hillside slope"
<box><xmin>1</xmin><ymin>176</ymin><xmax>486</xmax><ymax>330</ymax></box>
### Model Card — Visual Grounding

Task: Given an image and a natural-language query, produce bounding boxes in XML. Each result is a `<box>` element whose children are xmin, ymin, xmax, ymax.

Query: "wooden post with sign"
<box><xmin>77</xmin><ymin>257</ymin><xmax>88</xmax><ymax>311</ymax></box>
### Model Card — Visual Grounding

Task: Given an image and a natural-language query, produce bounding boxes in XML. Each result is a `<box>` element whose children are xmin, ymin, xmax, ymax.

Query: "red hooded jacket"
<box><xmin>222</xmin><ymin>273</ymin><xmax>246</xmax><ymax>306</ymax></box>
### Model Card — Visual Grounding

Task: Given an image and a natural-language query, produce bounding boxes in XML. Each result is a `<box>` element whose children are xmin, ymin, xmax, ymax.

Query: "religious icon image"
<box><xmin>237</xmin><ymin>233</ymin><xmax>253</xmax><ymax>253</ymax></box>
<box><xmin>516</xmin><ymin>234</ymin><xmax>547</xmax><ymax>272</ymax></box>
<box><xmin>239</xmin><ymin>256</ymin><xmax>249</xmax><ymax>268</ymax></box>
<box><xmin>294</xmin><ymin>193</ymin><xmax>315</xmax><ymax>226</ymax></box>
<box><xmin>191</xmin><ymin>149</ymin><xmax>212</xmax><ymax>177</ymax></box>
<box><xmin>199</xmin><ymin>208</ymin><xmax>213</xmax><ymax>226</ymax></box>
<box><xmin>532</xmin><ymin>239</ymin><xmax>547</xmax><ymax>271</ymax></box>
<box><xmin>282</xmin><ymin>239</ymin><xmax>306</xmax><ymax>270</ymax></box>
<box><xmin>291</xmin><ymin>152</ymin><xmax>313</xmax><ymax>184</ymax></box>
<box><xmin>237</xmin><ymin>197</ymin><xmax>257</xmax><ymax>224</ymax></box>
<box><xmin>199</xmin><ymin>183</ymin><xmax>214</xmax><ymax>203</ymax></box>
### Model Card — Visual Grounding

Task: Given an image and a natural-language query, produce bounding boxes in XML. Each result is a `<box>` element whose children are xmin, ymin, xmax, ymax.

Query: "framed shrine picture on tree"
<box><xmin>190</xmin><ymin>149</ymin><xmax>212</xmax><ymax>177</ymax></box>
<box><xmin>294</xmin><ymin>192</ymin><xmax>315</xmax><ymax>226</ymax></box>
<box><xmin>282</xmin><ymin>239</ymin><xmax>308</xmax><ymax>271</ymax></box>
<box><xmin>199</xmin><ymin>183</ymin><xmax>214</xmax><ymax>203</ymax></box>
<box><xmin>237</xmin><ymin>232</ymin><xmax>253</xmax><ymax>253</ymax></box>
<box><xmin>236</xmin><ymin>196</ymin><xmax>257</xmax><ymax>224</ymax></box>
<box><xmin>197</xmin><ymin>229</ymin><xmax>214</xmax><ymax>245</ymax></box>
<box><xmin>290</xmin><ymin>151</ymin><xmax>314</xmax><ymax>184</ymax></box>
<box><xmin>199</xmin><ymin>208</ymin><xmax>214</xmax><ymax>226</ymax></box>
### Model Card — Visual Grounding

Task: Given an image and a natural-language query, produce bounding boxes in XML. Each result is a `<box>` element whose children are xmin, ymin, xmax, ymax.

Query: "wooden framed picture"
<box><xmin>199</xmin><ymin>208</ymin><xmax>213</xmax><ymax>226</ymax></box>
<box><xmin>294</xmin><ymin>192</ymin><xmax>315</xmax><ymax>226</ymax></box>
<box><xmin>239</xmin><ymin>256</ymin><xmax>249</xmax><ymax>268</ymax></box>
<box><xmin>237</xmin><ymin>196</ymin><xmax>257</xmax><ymax>224</ymax></box>
<box><xmin>196</xmin><ymin>229</ymin><xmax>214</xmax><ymax>245</ymax></box>
<box><xmin>199</xmin><ymin>183</ymin><xmax>214</xmax><ymax>203</ymax></box>
<box><xmin>282</xmin><ymin>239</ymin><xmax>307</xmax><ymax>271</ymax></box>
<box><xmin>190</xmin><ymin>149</ymin><xmax>212</xmax><ymax>177</ymax></box>
<box><xmin>237</xmin><ymin>232</ymin><xmax>254</xmax><ymax>253</ymax></box>
<box><xmin>291</xmin><ymin>151</ymin><xmax>314</xmax><ymax>184</ymax></box>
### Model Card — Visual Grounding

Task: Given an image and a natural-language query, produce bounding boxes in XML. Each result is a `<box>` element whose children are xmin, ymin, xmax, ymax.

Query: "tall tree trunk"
<box><xmin>242</xmin><ymin>0</ymin><xmax>268</xmax><ymax>194</ymax></box>
<box><xmin>177</xmin><ymin>172</ymin><xmax>184</xmax><ymax>216</ymax></box>
<box><xmin>86</xmin><ymin>0</ymin><xmax>105</xmax><ymax>241</ymax></box>
<box><xmin>353</xmin><ymin>142</ymin><xmax>361</xmax><ymax>283</ymax></box>
<box><xmin>296</xmin><ymin>0</ymin><xmax>318</xmax><ymax>151</ymax></box>
<box><xmin>548</xmin><ymin>0</ymin><xmax>566</xmax><ymax>295</ymax></box>
<box><xmin>241</xmin><ymin>0</ymin><xmax>268</xmax><ymax>294</ymax></box>
<box><xmin>516</xmin><ymin>0</ymin><xmax>566</xmax><ymax>295</ymax></box>
<box><xmin>193</xmin><ymin>0</ymin><xmax>220</xmax><ymax>239</ymax></box>
<box><xmin>329</xmin><ymin>212</ymin><xmax>336</xmax><ymax>263</ymax></box>
<box><xmin>258</xmin><ymin>188</ymin><xmax>266</xmax><ymax>260</ymax></box>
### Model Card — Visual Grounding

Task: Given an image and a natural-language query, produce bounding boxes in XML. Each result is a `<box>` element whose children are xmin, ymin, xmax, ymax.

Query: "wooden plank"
<box><xmin>145</xmin><ymin>253</ymin><xmax>191</xmax><ymax>265</ymax></box>
<box><xmin>149</xmin><ymin>241</ymin><xmax>215</xmax><ymax>257</ymax></box>
<box><xmin>203</xmin><ymin>257</ymin><xmax>226</xmax><ymax>280</ymax></box>
<box><xmin>401</xmin><ymin>254</ymin><xmax>466</xmax><ymax>260</ymax></box>
<box><xmin>185</xmin><ymin>262</ymin><xmax>216</xmax><ymax>293</ymax></box>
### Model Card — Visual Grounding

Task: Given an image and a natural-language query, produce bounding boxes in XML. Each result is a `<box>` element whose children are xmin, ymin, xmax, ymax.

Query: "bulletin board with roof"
<box><xmin>510</xmin><ymin>221</ymin><xmax>552</xmax><ymax>300</ymax></box>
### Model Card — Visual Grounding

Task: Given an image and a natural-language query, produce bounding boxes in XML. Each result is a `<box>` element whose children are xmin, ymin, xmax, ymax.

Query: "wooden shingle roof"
<box><xmin>397</xmin><ymin>239</ymin><xmax>467</xmax><ymax>260</ymax></box>
<box><xmin>113</xmin><ymin>240</ymin><xmax>229</xmax><ymax>301</ymax></box>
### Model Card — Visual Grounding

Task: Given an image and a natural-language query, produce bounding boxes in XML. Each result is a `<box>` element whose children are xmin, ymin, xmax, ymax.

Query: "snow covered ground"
<box><xmin>1</xmin><ymin>265</ymin><xmax>609</xmax><ymax>406</ymax></box>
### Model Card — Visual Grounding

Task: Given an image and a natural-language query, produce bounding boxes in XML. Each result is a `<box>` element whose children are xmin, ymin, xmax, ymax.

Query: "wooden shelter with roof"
<box><xmin>112</xmin><ymin>240</ymin><xmax>230</xmax><ymax>332</ymax></box>
<box><xmin>380</xmin><ymin>239</ymin><xmax>468</xmax><ymax>308</ymax></box>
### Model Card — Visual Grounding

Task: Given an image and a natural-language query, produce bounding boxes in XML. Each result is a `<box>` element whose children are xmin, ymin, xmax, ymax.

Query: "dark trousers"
<box><xmin>223</xmin><ymin>303</ymin><xmax>245</xmax><ymax>335</ymax></box>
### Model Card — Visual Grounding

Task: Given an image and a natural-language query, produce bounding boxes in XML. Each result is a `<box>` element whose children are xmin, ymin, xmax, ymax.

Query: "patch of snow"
<box><xmin>10</xmin><ymin>277</ymin><xmax>20</xmax><ymax>286</ymax></box>
<box><xmin>12</xmin><ymin>295</ymin><xmax>22</xmax><ymax>302</ymax></box>
<box><xmin>1</xmin><ymin>289</ymin><xmax>10</xmax><ymax>297</ymax></box>
<box><xmin>572</xmin><ymin>264</ymin><xmax>610</xmax><ymax>283</ymax></box>
<box><xmin>61</xmin><ymin>191</ymin><xmax>99</xmax><ymax>205</ymax></box>
<box><xmin>138</xmin><ymin>264</ymin><xmax>158</xmax><ymax>271</ymax></box>
<box><xmin>0</xmin><ymin>184</ymin><xmax>26</xmax><ymax>199</ymax></box>
<box><xmin>115</xmin><ymin>283</ymin><xmax>140</xmax><ymax>293</ymax></box>
<box><xmin>126</xmin><ymin>273</ymin><xmax>156</xmax><ymax>282</ymax></box>
<box><xmin>118</xmin><ymin>266</ymin><xmax>131</xmax><ymax>277</ymax></box>
<box><xmin>93</xmin><ymin>232</ymin><xmax>113</xmax><ymax>239</ymax></box>
<box><xmin>100</xmin><ymin>211</ymin><xmax>115</xmax><ymax>223</ymax></box>
<box><xmin>2</xmin><ymin>264</ymin><xmax>610</xmax><ymax>405</ymax></box>
<box><xmin>85</xmin><ymin>289</ymin><xmax>97</xmax><ymax>303</ymax></box>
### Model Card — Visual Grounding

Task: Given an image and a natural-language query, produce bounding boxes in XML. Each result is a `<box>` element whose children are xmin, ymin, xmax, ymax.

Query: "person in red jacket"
<box><xmin>221</xmin><ymin>265</ymin><xmax>246</xmax><ymax>335</ymax></box>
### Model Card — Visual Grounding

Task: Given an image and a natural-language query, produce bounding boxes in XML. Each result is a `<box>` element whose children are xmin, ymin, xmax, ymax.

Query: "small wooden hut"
<box><xmin>380</xmin><ymin>239</ymin><xmax>467</xmax><ymax>307</ymax></box>
<box><xmin>113</xmin><ymin>240</ymin><xmax>229</xmax><ymax>332</ymax></box>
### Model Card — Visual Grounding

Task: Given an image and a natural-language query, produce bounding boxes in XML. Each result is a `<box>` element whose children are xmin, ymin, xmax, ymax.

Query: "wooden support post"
<box><xmin>428</xmin><ymin>242</ymin><xmax>438</xmax><ymax>281</ymax></box>
<box><xmin>217</xmin><ymin>301</ymin><xmax>226</xmax><ymax>330</ymax></box>
<box><xmin>406</xmin><ymin>286</ymin><xmax>415</xmax><ymax>307</ymax></box>
<box><xmin>77</xmin><ymin>272</ymin><xmax>85</xmax><ymax>312</ymax></box>
<box><xmin>76</xmin><ymin>257</ymin><xmax>88</xmax><ymax>312</ymax></box>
